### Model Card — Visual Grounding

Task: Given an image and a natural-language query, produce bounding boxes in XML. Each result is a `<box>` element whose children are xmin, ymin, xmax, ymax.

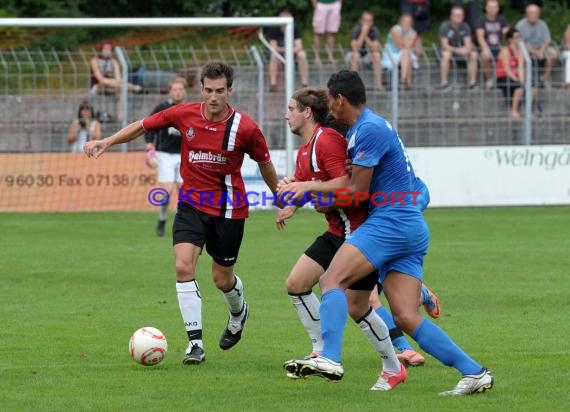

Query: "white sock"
<box><xmin>176</xmin><ymin>280</ymin><xmax>203</xmax><ymax>349</ymax></box>
<box><xmin>223</xmin><ymin>275</ymin><xmax>245</xmax><ymax>322</ymax></box>
<box><xmin>159</xmin><ymin>201</ymin><xmax>169</xmax><ymax>221</ymax></box>
<box><xmin>289</xmin><ymin>291</ymin><xmax>323</xmax><ymax>354</ymax></box>
<box><xmin>357</xmin><ymin>308</ymin><xmax>401</xmax><ymax>374</ymax></box>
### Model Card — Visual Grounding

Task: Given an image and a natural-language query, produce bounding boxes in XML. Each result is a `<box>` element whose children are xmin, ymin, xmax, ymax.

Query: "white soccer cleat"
<box><xmin>296</xmin><ymin>355</ymin><xmax>344</xmax><ymax>381</ymax></box>
<box><xmin>283</xmin><ymin>352</ymin><xmax>319</xmax><ymax>379</ymax></box>
<box><xmin>439</xmin><ymin>368</ymin><xmax>494</xmax><ymax>396</ymax></box>
<box><xmin>370</xmin><ymin>364</ymin><xmax>407</xmax><ymax>391</ymax></box>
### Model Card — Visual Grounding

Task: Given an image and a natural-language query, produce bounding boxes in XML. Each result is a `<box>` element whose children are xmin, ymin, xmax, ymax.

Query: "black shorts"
<box><xmin>304</xmin><ymin>231</ymin><xmax>378</xmax><ymax>291</ymax></box>
<box><xmin>173</xmin><ymin>203</ymin><xmax>245</xmax><ymax>267</ymax></box>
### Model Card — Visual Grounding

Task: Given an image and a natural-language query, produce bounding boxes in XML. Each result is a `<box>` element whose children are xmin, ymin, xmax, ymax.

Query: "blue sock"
<box><xmin>375</xmin><ymin>306</ymin><xmax>414</xmax><ymax>352</ymax></box>
<box><xmin>320</xmin><ymin>289</ymin><xmax>348</xmax><ymax>363</ymax></box>
<box><xmin>412</xmin><ymin>319</ymin><xmax>483</xmax><ymax>375</ymax></box>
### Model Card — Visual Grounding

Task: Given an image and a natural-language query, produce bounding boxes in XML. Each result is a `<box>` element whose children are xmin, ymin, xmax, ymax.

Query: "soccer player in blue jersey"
<box><xmin>288</xmin><ymin>70</ymin><xmax>493</xmax><ymax>396</ymax></box>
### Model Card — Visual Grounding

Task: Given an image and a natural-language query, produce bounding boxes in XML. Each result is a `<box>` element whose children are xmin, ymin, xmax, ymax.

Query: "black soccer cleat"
<box><xmin>219</xmin><ymin>302</ymin><xmax>249</xmax><ymax>350</ymax></box>
<box><xmin>156</xmin><ymin>219</ymin><xmax>166</xmax><ymax>237</ymax></box>
<box><xmin>183</xmin><ymin>344</ymin><xmax>205</xmax><ymax>365</ymax></box>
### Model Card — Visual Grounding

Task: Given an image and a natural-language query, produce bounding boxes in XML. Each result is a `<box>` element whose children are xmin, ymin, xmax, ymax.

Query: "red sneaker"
<box><xmin>370</xmin><ymin>364</ymin><xmax>408</xmax><ymax>391</ymax></box>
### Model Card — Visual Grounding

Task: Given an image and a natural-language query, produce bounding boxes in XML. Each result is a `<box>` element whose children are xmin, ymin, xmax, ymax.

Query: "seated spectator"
<box><xmin>438</xmin><ymin>5</ymin><xmax>479</xmax><ymax>90</ymax></box>
<box><xmin>90</xmin><ymin>41</ymin><xmax>142</xmax><ymax>120</ymax></box>
<box><xmin>311</xmin><ymin>0</ymin><xmax>342</xmax><ymax>65</ymax></box>
<box><xmin>381</xmin><ymin>13</ymin><xmax>419</xmax><ymax>89</ymax></box>
<box><xmin>515</xmin><ymin>3</ymin><xmax>558</xmax><ymax>87</ymax></box>
<box><xmin>400</xmin><ymin>0</ymin><xmax>431</xmax><ymax>56</ymax></box>
<box><xmin>66</xmin><ymin>101</ymin><xmax>102</xmax><ymax>152</ymax></box>
<box><xmin>562</xmin><ymin>24</ymin><xmax>570</xmax><ymax>89</ymax></box>
<box><xmin>496</xmin><ymin>28</ymin><xmax>537</xmax><ymax>120</ymax></box>
<box><xmin>475</xmin><ymin>0</ymin><xmax>509</xmax><ymax>89</ymax></box>
<box><xmin>266</xmin><ymin>9</ymin><xmax>309</xmax><ymax>92</ymax></box>
<box><xmin>347</xmin><ymin>11</ymin><xmax>383</xmax><ymax>91</ymax></box>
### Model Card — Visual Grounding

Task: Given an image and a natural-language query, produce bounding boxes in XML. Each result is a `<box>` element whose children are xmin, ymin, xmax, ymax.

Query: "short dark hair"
<box><xmin>200</xmin><ymin>61</ymin><xmax>234</xmax><ymax>88</ymax></box>
<box><xmin>327</xmin><ymin>70</ymin><xmax>366</xmax><ymax>106</ymax></box>
<box><xmin>291</xmin><ymin>87</ymin><xmax>329</xmax><ymax>125</ymax></box>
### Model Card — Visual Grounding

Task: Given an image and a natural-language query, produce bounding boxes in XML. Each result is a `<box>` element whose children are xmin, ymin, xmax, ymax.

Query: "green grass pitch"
<box><xmin>1</xmin><ymin>207</ymin><xmax>569</xmax><ymax>411</ymax></box>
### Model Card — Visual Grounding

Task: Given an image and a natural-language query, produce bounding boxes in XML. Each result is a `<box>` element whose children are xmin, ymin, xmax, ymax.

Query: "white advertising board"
<box><xmin>242</xmin><ymin>145</ymin><xmax>570</xmax><ymax>208</ymax></box>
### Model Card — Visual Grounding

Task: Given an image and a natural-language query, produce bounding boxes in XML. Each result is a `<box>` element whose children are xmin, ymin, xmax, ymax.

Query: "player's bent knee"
<box><xmin>175</xmin><ymin>260</ymin><xmax>195</xmax><ymax>279</ymax></box>
<box><xmin>392</xmin><ymin>311</ymin><xmax>422</xmax><ymax>335</ymax></box>
<box><xmin>212</xmin><ymin>266</ymin><xmax>235</xmax><ymax>291</ymax></box>
<box><xmin>285</xmin><ymin>275</ymin><xmax>312</xmax><ymax>294</ymax></box>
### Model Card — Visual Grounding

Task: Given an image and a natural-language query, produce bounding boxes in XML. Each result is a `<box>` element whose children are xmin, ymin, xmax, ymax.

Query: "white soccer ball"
<box><xmin>129</xmin><ymin>327</ymin><xmax>168</xmax><ymax>366</ymax></box>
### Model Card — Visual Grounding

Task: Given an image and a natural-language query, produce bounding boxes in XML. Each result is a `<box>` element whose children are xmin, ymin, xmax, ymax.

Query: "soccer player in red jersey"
<box><xmin>84</xmin><ymin>62</ymin><xmax>279</xmax><ymax>365</ymax></box>
<box><xmin>277</xmin><ymin>87</ymin><xmax>407</xmax><ymax>390</ymax></box>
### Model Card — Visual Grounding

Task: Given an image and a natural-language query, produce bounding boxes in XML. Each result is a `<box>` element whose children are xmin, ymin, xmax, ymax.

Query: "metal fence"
<box><xmin>0</xmin><ymin>42</ymin><xmax>568</xmax><ymax>153</ymax></box>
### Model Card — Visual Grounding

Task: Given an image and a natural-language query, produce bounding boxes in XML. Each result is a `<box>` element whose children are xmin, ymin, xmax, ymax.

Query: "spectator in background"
<box><xmin>67</xmin><ymin>101</ymin><xmax>102</xmax><ymax>153</ymax></box>
<box><xmin>496</xmin><ymin>28</ymin><xmax>537</xmax><ymax>120</ymax></box>
<box><xmin>347</xmin><ymin>11</ymin><xmax>383</xmax><ymax>91</ymax></box>
<box><xmin>475</xmin><ymin>0</ymin><xmax>509</xmax><ymax>89</ymax></box>
<box><xmin>562</xmin><ymin>24</ymin><xmax>570</xmax><ymax>89</ymax></box>
<box><xmin>515</xmin><ymin>3</ymin><xmax>558</xmax><ymax>87</ymax></box>
<box><xmin>90</xmin><ymin>41</ymin><xmax>143</xmax><ymax>121</ymax></box>
<box><xmin>438</xmin><ymin>6</ymin><xmax>479</xmax><ymax>90</ymax></box>
<box><xmin>381</xmin><ymin>13</ymin><xmax>419</xmax><ymax>89</ymax></box>
<box><xmin>453</xmin><ymin>0</ymin><xmax>483</xmax><ymax>34</ymax></box>
<box><xmin>311</xmin><ymin>0</ymin><xmax>342</xmax><ymax>65</ymax></box>
<box><xmin>145</xmin><ymin>77</ymin><xmax>188</xmax><ymax>236</ymax></box>
<box><xmin>266</xmin><ymin>9</ymin><xmax>309</xmax><ymax>92</ymax></box>
<box><xmin>400</xmin><ymin>0</ymin><xmax>430</xmax><ymax>56</ymax></box>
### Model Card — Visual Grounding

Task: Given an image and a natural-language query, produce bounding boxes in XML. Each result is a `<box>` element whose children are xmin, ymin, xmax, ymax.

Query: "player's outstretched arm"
<box><xmin>277</xmin><ymin>175</ymin><xmax>350</xmax><ymax>203</ymax></box>
<box><xmin>275</xmin><ymin>205</ymin><xmax>298</xmax><ymax>230</ymax></box>
<box><xmin>84</xmin><ymin>120</ymin><xmax>145</xmax><ymax>159</ymax></box>
<box><xmin>258</xmin><ymin>161</ymin><xmax>283</xmax><ymax>208</ymax></box>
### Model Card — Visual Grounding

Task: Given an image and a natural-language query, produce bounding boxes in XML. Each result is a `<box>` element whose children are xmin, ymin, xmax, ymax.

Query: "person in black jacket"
<box><xmin>145</xmin><ymin>76</ymin><xmax>188</xmax><ymax>236</ymax></box>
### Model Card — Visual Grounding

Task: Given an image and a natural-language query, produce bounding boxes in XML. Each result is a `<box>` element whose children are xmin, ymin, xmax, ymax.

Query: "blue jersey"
<box><xmin>347</xmin><ymin>108</ymin><xmax>421</xmax><ymax>217</ymax></box>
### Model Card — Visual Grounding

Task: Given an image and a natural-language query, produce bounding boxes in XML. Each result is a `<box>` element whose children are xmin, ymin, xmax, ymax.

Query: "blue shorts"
<box><xmin>345</xmin><ymin>213</ymin><xmax>429</xmax><ymax>283</ymax></box>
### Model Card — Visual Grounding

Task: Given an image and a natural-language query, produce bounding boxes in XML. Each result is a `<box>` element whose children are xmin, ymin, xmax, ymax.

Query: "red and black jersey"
<box><xmin>143</xmin><ymin>102</ymin><xmax>271</xmax><ymax>219</ymax></box>
<box><xmin>294</xmin><ymin>125</ymin><xmax>367</xmax><ymax>237</ymax></box>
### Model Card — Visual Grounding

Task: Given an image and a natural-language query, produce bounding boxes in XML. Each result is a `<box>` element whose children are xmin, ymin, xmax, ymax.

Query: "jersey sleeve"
<box><xmin>316</xmin><ymin>130</ymin><xmax>348</xmax><ymax>179</ymax></box>
<box><xmin>142</xmin><ymin>104</ymin><xmax>175</xmax><ymax>131</ymax></box>
<box><xmin>350</xmin><ymin>122</ymin><xmax>390</xmax><ymax>169</ymax></box>
<box><xmin>245</xmin><ymin>123</ymin><xmax>271</xmax><ymax>164</ymax></box>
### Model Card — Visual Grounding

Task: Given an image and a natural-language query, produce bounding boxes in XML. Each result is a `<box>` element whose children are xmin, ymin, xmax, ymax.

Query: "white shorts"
<box><xmin>312</xmin><ymin>1</ymin><xmax>341</xmax><ymax>34</ymax></box>
<box><xmin>156</xmin><ymin>151</ymin><xmax>182</xmax><ymax>184</ymax></box>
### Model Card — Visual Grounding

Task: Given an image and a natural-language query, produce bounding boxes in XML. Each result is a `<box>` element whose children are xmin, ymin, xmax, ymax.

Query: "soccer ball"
<box><xmin>129</xmin><ymin>327</ymin><xmax>168</xmax><ymax>366</ymax></box>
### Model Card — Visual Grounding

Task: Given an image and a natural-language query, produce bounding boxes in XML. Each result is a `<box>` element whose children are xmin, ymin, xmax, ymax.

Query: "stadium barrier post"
<box><xmin>519</xmin><ymin>42</ymin><xmax>532</xmax><ymax>145</ymax></box>
<box><xmin>385</xmin><ymin>47</ymin><xmax>399</xmax><ymax>132</ymax></box>
<box><xmin>249</xmin><ymin>45</ymin><xmax>265</xmax><ymax>133</ymax></box>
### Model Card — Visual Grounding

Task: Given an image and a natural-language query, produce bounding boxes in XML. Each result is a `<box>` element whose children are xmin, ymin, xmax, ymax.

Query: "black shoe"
<box><xmin>182</xmin><ymin>344</ymin><xmax>205</xmax><ymax>365</ymax></box>
<box><xmin>156</xmin><ymin>219</ymin><xmax>166</xmax><ymax>237</ymax></box>
<box><xmin>436</xmin><ymin>83</ymin><xmax>451</xmax><ymax>91</ymax></box>
<box><xmin>219</xmin><ymin>302</ymin><xmax>249</xmax><ymax>350</ymax></box>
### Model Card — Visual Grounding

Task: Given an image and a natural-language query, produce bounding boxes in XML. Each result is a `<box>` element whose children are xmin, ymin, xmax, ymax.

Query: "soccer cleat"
<box><xmin>370</xmin><ymin>364</ymin><xmax>408</xmax><ymax>391</ymax></box>
<box><xmin>219</xmin><ymin>302</ymin><xmax>249</xmax><ymax>350</ymax></box>
<box><xmin>156</xmin><ymin>219</ymin><xmax>166</xmax><ymax>237</ymax></box>
<box><xmin>439</xmin><ymin>368</ymin><xmax>494</xmax><ymax>396</ymax></box>
<box><xmin>421</xmin><ymin>283</ymin><xmax>441</xmax><ymax>319</ymax></box>
<box><xmin>284</xmin><ymin>352</ymin><xmax>319</xmax><ymax>379</ymax></box>
<box><xmin>295</xmin><ymin>355</ymin><xmax>344</xmax><ymax>381</ymax></box>
<box><xmin>397</xmin><ymin>349</ymin><xmax>425</xmax><ymax>367</ymax></box>
<box><xmin>182</xmin><ymin>344</ymin><xmax>205</xmax><ymax>365</ymax></box>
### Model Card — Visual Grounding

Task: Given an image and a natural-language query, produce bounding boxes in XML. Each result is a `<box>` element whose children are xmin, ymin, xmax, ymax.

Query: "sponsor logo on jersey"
<box><xmin>189</xmin><ymin>150</ymin><xmax>227</xmax><ymax>165</ymax></box>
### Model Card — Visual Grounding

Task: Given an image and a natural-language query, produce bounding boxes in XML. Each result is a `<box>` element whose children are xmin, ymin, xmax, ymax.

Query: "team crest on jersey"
<box><xmin>186</xmin><ymin>127</ymin><xmax>195</xmax><ymax>141</ymax></box>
